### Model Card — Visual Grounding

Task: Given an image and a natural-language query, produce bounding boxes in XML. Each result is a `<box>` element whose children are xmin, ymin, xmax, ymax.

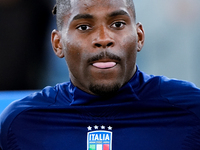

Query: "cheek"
<box><xmin>120</xmin><ymin>34</ymin><xmax>138</xmax><ymax>77</ymax></box>
<box><xmin>64</xmin><ymin>39</ymin><xmax>91</xmax><ymax>80</ymax></box>
<box><xmin>64</xmin><ymin>41</ymin><xmax>83</xmax><ymax>72</ymax></box>
<box><xmin>65</xmin><ymin>37</ymin><xmax>83</xmax><ymax>58</ymax></box>
<box><xmin>122</xmin><ymin>35</ymin><xmax>138</xmax><ymax>59</ymax></box>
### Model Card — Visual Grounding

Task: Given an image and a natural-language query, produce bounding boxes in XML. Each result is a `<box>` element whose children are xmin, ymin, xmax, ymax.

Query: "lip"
<box><xmin>88</xmin><ymin>52</ymin><xmax>121</xmax><ymax>69</ymax></box>
<box><xmin>92</xmin><ymin>61</ymin><xmax>117</xmax><ymax>69</ymax></box>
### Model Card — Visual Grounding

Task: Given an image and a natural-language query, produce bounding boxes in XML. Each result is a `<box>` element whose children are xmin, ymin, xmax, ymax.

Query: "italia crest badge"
<box><xmin>87</xmin><ymin>125</ymin><xmax>112</xmax><ymax>150</ymax></box>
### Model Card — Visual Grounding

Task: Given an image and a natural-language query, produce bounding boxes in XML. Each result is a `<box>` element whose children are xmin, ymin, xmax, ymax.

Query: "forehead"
<box><xmin>70</xmin><ymin>0</ymin><xmax>129</xmax><ymax>14</ymax></box>
<box><xmin>72</xmin><ymin>0</ymin><xmax>127</xmax><ymax>7</ymax></box>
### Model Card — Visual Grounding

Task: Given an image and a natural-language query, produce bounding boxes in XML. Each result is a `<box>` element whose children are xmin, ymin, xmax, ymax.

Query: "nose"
<box><xmin>92</xmin><ymin>26</ymin><xmax>115</xmax><ymax>48</ymax></box>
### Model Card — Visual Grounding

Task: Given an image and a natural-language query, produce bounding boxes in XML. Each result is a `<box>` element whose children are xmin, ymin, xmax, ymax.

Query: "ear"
<box><xmin>136</xmin><ymin>22</ymin><xmax>145</xmax><ymax>52</ymax></box>
<box><xmin>51</xmin><ymin>29</ymin><xmax>64</xmax><ymax>58</ymax></box>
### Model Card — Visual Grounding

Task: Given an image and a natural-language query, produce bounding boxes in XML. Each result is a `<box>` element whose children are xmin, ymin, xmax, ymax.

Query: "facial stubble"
<box><xmin>89</xmin><ymin>82</ymin><xmax>121</xmax><ymax>96</ymax></box>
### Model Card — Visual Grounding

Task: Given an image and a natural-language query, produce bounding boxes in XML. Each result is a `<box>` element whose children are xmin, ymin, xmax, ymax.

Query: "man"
<box><xmin>0</xmin><ymin>0</ymin><xmax>200</xmax><ymax>149</ymax></box>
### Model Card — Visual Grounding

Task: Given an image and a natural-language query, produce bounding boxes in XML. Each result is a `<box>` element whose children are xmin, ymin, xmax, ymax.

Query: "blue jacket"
<box><xmin>1</xmin><ymin>68</ymin><xmax>200</xmax><ymax>150</ymax></box>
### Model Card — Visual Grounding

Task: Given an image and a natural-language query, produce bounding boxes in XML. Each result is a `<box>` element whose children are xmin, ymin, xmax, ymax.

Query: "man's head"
<box><xmin>51</xmin><ymin>0</ymin><xmax>145</xmax><ymax>96</ymax></box>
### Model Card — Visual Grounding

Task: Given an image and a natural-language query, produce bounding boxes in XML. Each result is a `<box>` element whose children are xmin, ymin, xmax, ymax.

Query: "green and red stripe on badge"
<box><xmin>89</xmin><ymin>144</ymin><xmax>110</xmax><ymax>150</ymax></box>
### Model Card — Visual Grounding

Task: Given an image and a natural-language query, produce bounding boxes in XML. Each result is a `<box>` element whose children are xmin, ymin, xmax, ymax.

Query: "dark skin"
<box><xmin>51</xmin><ymin>0</ymin><xmax>145</xmax><ymax>96</ymax></box>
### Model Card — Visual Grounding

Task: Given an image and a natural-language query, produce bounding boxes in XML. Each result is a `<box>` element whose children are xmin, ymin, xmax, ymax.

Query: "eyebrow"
<box><xmin>71</xmin><ymin>10</ymin><xmax>129</xmax><ymax>22</ymax></box>
<box><xmin>108</xmin><ymin>10</ymin><xmax>129</xmax><ymax>18</ymax></box>
<box><xmin>72</xmin><ymin>14</ymin><xmax>93</xmax><ymax>21</ymax></box>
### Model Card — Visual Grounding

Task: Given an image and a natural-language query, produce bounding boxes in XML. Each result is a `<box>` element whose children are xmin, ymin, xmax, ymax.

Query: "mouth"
<box><xmin>88</xmin><ymin>51</ymin><xmax>121</xmax><ymax>69</ymax></box>
<box><xmin>92</xmin><ymin>62</ymin><xmax>117</xmax><ymax>69</ymax></box>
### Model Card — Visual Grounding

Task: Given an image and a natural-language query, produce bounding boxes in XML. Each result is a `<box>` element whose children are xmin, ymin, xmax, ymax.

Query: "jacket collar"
<box><xmin>68</xmin><ymin>67</ymin><xmax>141</xmax><ymax>106</ymax></box>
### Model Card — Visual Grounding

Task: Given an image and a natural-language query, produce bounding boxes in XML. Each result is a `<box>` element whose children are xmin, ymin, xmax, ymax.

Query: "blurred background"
<box><xmin>0</xmin><ymin>0</ymin><xmax>200</xmax><ymax>91</ymax></box>
<box><xmin>135</xmin><ymin>0</ymin><xmax>200</xmax><ymax>87</ymax></box>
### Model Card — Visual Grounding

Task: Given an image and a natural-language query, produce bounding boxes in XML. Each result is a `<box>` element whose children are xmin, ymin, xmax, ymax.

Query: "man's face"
<box><xmin>52</xmin><ymin>0</ymin><xmax>144</xmax><ymax>95</ymax></box>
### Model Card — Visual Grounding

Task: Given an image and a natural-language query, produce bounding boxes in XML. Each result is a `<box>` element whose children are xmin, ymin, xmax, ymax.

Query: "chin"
<box><xmin>89</xmin><ymin>82</ymin><xmax>121</xmax><ymax>96</ymax></box>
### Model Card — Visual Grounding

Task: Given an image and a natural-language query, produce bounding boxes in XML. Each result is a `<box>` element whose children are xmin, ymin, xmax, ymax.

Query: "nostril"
<box><xmin>107</xmin><ymin>42</ymin><xmax>113</xmax><ymax>47</ymax></box>
<box><xmin>95</xmin><ymin>43</ymin><xmax>102</xmax><ymax>47</ymax></box>
<box><xmin>94</xmin><ymin>41</ymin><xmax>114</xmax><ymax>48</ymax></box>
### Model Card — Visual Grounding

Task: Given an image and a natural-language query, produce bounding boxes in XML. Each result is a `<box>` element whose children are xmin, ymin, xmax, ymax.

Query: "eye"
<box><xmin>77</xmin><ymin>25</ymin><xmax>92</xmax><ymax>31</ymax></box>
<box><xmin>111</xmin><ymin>22</ymin><xmax>126</xmax><ymax>29</ymax></box>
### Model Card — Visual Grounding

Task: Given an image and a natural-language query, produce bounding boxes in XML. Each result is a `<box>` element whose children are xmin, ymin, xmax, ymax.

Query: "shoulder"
<box><xmin>136</xmin><ymin>70</ymin><xmax>200</xmax><ymax>117</ymax></box>
<box><xmin>0</xmin><ymin>86</ymin><xmax>54</xmax><ymax>126</ymax></box>
<box><xmin>0</xmin><ymin>84</ymin><xmax>64</xmax><ymax>145</ymax></box>
<box><xmin>136</xmin><ymin>71</ymin><xmax>200</xmax><ymax>97</ymax></box>
<box><xmin>0</xmin><ymin>82</ymin><xmax>73</xmax><ymax>123</ymax></box>
<box><xmin>130</xmin><ymin>69</ymin><xmax>200</xmax><ymax>101</ymax></box>
<box><xmin>0</xmin><ymin>82</ymin><xmax>71</xmax><ymax>148</ymax></box>
<box><xmin>158</xmin><ymin>76</ymin><xmax>200</xmax><ymax>118</ymax></box>
<box><xmin>159</xmin><ymin>76</ymin><xmax>200</xmax><ymax>97</ymax></box>
<box><xmin>2</xmin><ymin>86</ymin><xmax>56</xmax><ymax>113</ymax></box>
<box><xmin>0</xmin><ymin>82</ymin><xmax>73</xmax><ymax>148</ymax></box>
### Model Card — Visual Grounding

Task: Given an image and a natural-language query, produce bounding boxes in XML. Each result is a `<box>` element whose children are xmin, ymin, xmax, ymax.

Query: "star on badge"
<box><xmin>101</xmin><ymin>125</ymin><xmax>105</xmax><ymax>129</ymax></box>
<box><xmin>87</xmin><ymin>126</ymin><xmax>92</xmax><ymax>131</ymax></box>
<box><xmin>94</xmin><ymin>125</ymin><xmax>99</xmax><ymax>129</ymax></box>
<box><xmin>108</xmin><ymin>126</ymin><xmax>112</xmax><ymax>130</ymax></box>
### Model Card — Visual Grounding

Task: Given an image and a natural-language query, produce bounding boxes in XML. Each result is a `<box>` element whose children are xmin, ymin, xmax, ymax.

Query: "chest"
<box><xmin>7</xmin><ymin>102</ymin><xmax>200</xmax><ymax>150</ymax></box>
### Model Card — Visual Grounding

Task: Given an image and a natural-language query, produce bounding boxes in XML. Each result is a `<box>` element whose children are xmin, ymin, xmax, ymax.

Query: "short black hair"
<box><xmin>52</xmin><ymin>0</ymin><xmax>71</xmax><ymax>31</ymax></box>
<box><xmin>52</xmin><ymin>0</ymin><xmax>136</xmax><ymax>31</ymax></box>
